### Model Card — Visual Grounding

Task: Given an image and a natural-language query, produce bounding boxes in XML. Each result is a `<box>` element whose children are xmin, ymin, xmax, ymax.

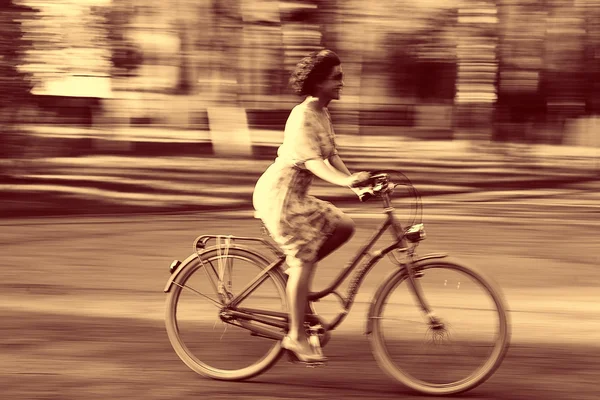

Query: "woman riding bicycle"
<box><xmin>252</xmin><ymin>49</ymin><xmax>370</xmax><ymax>363</ymax></box>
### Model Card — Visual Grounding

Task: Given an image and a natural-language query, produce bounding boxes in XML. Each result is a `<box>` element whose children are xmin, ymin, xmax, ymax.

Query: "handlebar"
<box><xmin>352</xmin><ymin>170</ymin><xmax>423</xmax><ymax>228</ymax></box>
<box><xmin>354</xmin><ymin>173</ymin><xmax>392</xmax><ymax>202</ymax></box>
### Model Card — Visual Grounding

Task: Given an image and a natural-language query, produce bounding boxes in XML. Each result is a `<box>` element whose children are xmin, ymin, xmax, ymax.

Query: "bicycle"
<box><xmin>163</xmin><ymin>171</ymin><xmax>511</xmax><ymax>396</ymax></box>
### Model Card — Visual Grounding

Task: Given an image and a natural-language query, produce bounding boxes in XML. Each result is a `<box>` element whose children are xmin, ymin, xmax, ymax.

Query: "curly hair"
<box><xmin>289</xmin><ymin>49</ymin><xmax>341</xmax><ymax>96</ymax></box>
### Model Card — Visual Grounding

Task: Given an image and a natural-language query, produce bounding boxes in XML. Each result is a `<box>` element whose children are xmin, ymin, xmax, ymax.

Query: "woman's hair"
<box><xmin>289</xmin><ymin>49</ymin><xmax>341</xmax><ymax>96</ymax></box>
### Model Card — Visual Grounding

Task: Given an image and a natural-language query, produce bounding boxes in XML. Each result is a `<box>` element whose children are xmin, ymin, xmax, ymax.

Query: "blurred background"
<box><xmin>1</xmin><ymin>2</ymin><xmax>600</xmax><ymax>399</ymax></box>
<box><xmin>1</xmin><ymin>0</ymin><xmax>599</xmax><ymax>145</ymax></box>
<box><xmin>1</xmin><ymin>0</ymin><xmax>599</xmax><ymax>216</ymax></box>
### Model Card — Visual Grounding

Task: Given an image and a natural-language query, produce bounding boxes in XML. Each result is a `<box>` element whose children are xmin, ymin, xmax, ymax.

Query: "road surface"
<box><xmin>1</xmin><ymin>205</ymin><xmax>599</xmax><ymax>399</ymax></box>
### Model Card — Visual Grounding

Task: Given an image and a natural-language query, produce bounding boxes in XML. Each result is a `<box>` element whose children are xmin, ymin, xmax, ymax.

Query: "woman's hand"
<box><xmin>347</xmin><ymin>171</ymin><xmax>371</xmax><ymax>188</ymax></box>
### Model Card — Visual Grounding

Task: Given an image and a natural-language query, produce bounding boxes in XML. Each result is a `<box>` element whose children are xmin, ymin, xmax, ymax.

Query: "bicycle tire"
<box><xmin>368</xmin><ymin>258</ymin><xmax>510</xmax><ymax>395</ymax></box>
<box><xmin>165</xmin><ymin>247</ymin><xmax>288</xmax><ymax>380</ymax></box>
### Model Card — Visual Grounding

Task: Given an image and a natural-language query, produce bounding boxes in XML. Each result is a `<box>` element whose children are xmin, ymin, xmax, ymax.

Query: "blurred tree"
<box><xmin>384</xmin><ymin>8</ymin><xmax>458</xmax><ymax>102</ymax></box>
<box><xmin>543</xmin><ymin>0</ymin><xmax>587</xmax><ymax>143</ymax></box>
<box><xmin>239</xmin><ymin>0</ymin><xmax>285</xmax><ymax>98</ymax></box>
<box><xmin>494</xmin><ymin>0</ymin><xmax>547</xmax><ymax>142</ymax></box>
<box><xmin>583</xmin><ymin>1</ymin><xmax>600</xmax><ymax>114</ymax></box>
<box><xmin>102</xmin><ymin>5</ymin><xmax>143</xmax><ymax>77</ymax></box>
<box><xmin>0</xmin><ymin>0</ymin><xmax>38</xmax><ymax>122</ymax></box>
<box><xmin>174</xmin><ymin>14</ymin><xmax>193</xmax><ymax>95</ymax></box>
<box><xmin>171</xmin><ymin>0</ymin><xmax>202</xmax><ymax>95</ymax></box>
<box><xmin>0</xmin><ymin>0</ymin><xmax>38</xmax><ymax>168</ymax></box>
<box><xmin>279</xmin><ymin>1</ymin><xmax>322</xmax><ymax>76</ymax></box>
<box><xmin>208</xmin><ymin>0</ymin><xmax>243</xmax><ymax>102</ymax></box>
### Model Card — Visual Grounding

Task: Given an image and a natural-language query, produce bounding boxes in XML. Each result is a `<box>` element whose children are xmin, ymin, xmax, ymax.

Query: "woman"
<box><xmin>253</xmin><ymin>49</ymin><xmax>370</xmax><ymax>363</ymax></box>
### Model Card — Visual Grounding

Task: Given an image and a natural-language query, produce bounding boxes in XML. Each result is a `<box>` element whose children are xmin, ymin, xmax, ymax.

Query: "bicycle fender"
<box><xmin>163</xmin><ymin>253</ymin><xmax>197</xmax><ymax>293</ymax></box>
<box><xmin>365</xmin><ymin>253</ymin><xmax>448</xmax><ymax>335</ymax></box>
<box><xmin>163</xmin><ymin>245</ymin><xmax>276</xmax><ymax>293</ymax></box>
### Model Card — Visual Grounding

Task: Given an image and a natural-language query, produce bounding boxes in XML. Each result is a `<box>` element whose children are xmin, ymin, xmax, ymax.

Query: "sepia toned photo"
<box><xmin>1</xmin><ymin>1</ymin><xmax>599</xmax><ymax>399</ymax></box>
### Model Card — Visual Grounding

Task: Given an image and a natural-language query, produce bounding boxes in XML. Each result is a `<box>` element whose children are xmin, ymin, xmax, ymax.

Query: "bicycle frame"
<box><xmin>164</xmin><ymin>176</ymin><xmax>510</xmax><ymax>393</ymax></box>
<box><xmin>210</xmin><ymin>192</ymin><xmax>435</xmax><ymax>339</ymax></box>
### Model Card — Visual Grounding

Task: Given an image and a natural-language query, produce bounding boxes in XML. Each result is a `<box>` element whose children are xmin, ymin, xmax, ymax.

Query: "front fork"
<box><xmin>403</xmin><ymin>250</ymin><xmax>444</xmax><ymax>328</ymax></box>
<box><xmin>388</xmin><ymin>209</ymin><xmax>443</xmax><ymax>329</ymax></box>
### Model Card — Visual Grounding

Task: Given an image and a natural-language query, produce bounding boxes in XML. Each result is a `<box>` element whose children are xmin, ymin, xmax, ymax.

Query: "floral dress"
<box><xmin>252</xmin><ymin>96</ymin><xmax>345</xmax><ymax>268</ymax></box>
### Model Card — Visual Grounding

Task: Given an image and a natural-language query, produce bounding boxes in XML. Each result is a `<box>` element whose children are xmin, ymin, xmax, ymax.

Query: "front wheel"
<box><xmin>368</xmin><ymin>258</ymin><xmax>510</xmax><ymax>395</ymax></box>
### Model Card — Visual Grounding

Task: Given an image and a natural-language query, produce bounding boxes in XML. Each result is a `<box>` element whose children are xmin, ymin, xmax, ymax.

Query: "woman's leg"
<box><xmin>317</xmin><ymin>213</ymin><xmax>355</xmax><ymax>261</ymax></box>
<box><xmin>285</xmin><ymin>260</ymin><xmax>316</xmax><ymax>349</ymax></box>
<box><xmin>283</xmin><ymin>262</ymin><xmax>326</xmax><ymax>361</ymax></box>
<box><xmin>283</xmin><ymin>214</ymin><xmax>354</xmax><ymax>358</ymax></box>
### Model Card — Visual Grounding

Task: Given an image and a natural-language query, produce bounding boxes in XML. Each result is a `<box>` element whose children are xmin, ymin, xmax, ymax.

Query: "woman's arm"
<box><xmin>326</xmin><ymin>154</ymin><xmax>351</xmax><ymax>176</ymax></box>
<box><xmin>306</xmin><ymin>158</ymin><xmax>354</xmax><ymax>187</ymax></box>
<box><xmin>326</xmin><ymin>154</ymin><xmax>371</xmax><ymax>197</ymax></box>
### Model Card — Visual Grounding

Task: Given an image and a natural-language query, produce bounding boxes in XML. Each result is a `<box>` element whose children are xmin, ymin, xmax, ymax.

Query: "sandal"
<box><xmin>281</xmin><ymin>336</ymin><xmax>327</xmax><ymax>364</ymax></box>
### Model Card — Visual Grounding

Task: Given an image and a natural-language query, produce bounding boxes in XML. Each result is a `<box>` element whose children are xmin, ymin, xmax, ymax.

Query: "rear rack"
<box><xmin>194</xmin><ymin>234</ymin><xmax>284</xmax><ymax>259</ymax></box>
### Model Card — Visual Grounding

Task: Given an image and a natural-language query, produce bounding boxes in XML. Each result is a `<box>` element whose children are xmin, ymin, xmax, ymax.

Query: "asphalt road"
<box><xmin>1</xmin><ymin>206</ymin><xmax>599</xmax><ymax>400</ymax></box>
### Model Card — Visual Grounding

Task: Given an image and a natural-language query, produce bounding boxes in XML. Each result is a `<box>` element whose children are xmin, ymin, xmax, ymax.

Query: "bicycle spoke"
<box><xmin>172</xmin><ymin>281</ymin><xmax>222</xmax><ymax>308</ymax></box>
<box><xmin>219</xmin><ymin>322</ymin><xmax>228</xmax><ymax>340</ymax></box>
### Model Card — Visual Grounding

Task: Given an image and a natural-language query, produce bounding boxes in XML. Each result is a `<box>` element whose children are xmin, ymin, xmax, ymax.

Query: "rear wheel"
<box><xmin>165</xmin><ymin>248</ymin><xmax>288</xmax><ymax>380</ymax></box>
<box><xmin>369</xmin><ymin>259</ymin><xmax>510</xmax><ymax>395</ymax></box>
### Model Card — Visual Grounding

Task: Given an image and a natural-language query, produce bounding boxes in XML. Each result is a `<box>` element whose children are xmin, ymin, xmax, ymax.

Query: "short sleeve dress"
<box><xmin>252</xmin><ymin>96</ymin><xmax>345</xmax><ymax>268</ymax></box>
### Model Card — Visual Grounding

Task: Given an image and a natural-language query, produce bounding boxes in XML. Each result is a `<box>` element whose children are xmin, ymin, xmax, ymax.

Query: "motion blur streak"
<box><xmin>0</xmin><ymin>1</ymin><xmax>599</xmax><ymax>399</ymax></box>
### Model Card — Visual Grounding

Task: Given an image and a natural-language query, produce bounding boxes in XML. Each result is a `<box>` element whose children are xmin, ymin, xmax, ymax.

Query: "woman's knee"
<box><xmin>324</xmin><ymin>215</ymin><xmax>355</xmax><ymax>251</ymax></box>
<box><xmin>336</xmin><ymin>215</ymin><xmax>355</xmax><ymax>242</ymax></box>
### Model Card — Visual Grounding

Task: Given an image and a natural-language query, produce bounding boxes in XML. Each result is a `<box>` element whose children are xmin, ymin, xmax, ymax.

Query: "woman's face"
<box><xmin>315</xmin><ymin>65</ymin><xmax>344</xmax><ymax>101</ymax></box>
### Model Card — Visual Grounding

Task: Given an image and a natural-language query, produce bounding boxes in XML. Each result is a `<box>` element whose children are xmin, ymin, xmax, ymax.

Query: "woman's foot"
<box><xmin>281</xmin><ymin>336</ymin><xmax>327</xmax><ymax>363</ymax></box>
